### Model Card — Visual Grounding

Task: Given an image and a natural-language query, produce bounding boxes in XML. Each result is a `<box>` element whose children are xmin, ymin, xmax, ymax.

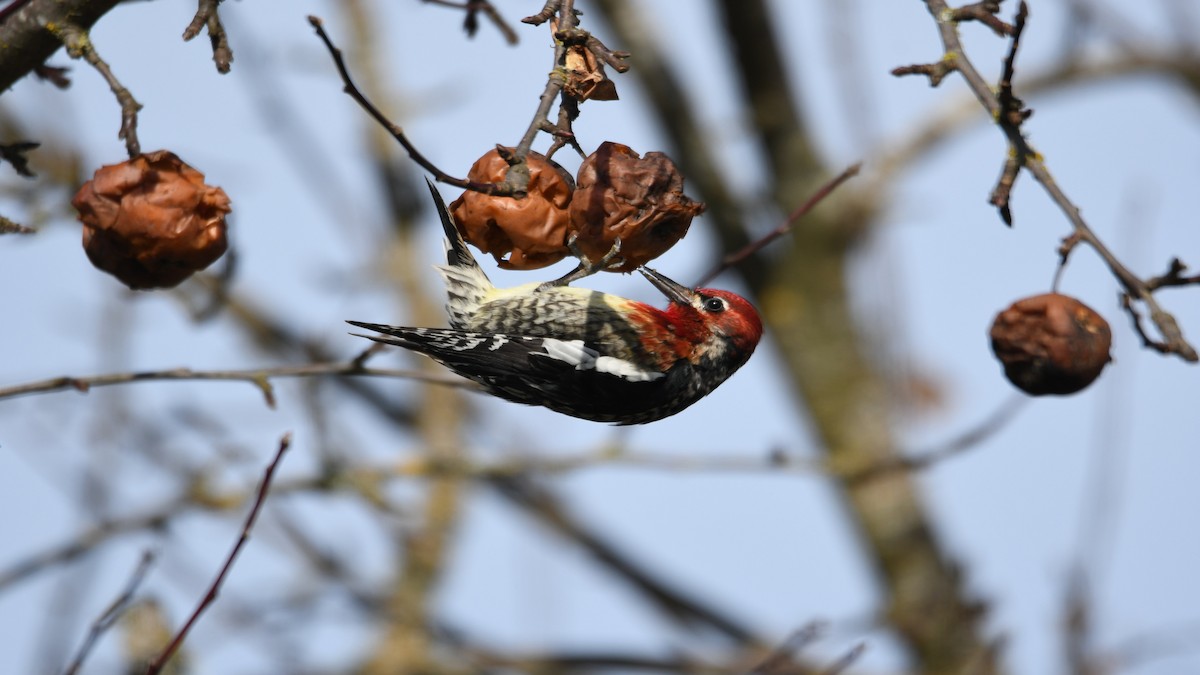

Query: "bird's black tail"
<box><xmin>425</xmin><ymin>178</ymin><xmax>494</xmax><ymax>329</ymax></box>
<box><xmin>426</xmin><ymin>178</ymin><xmax>477</xmax><ymax>271</ymax></box>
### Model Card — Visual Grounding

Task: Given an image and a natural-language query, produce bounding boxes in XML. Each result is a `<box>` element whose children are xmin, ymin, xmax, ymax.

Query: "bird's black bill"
<box><xmin>639</xmin><ymin>267</ymin><xmax>695</xmax><ymax>306</ymax></box>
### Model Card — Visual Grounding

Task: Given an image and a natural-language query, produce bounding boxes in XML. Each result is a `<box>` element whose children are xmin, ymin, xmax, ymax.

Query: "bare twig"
<box><xmin>51</xmin><ymin>24</ymin><xmax>142</xmax><ymax>158</ymax></box>
<box><xmin>1103</xmin><ymin>616</ymin><xmax>1200</xmax><ymax>671</ymax></box>
<box><xmin>820</xmin><ymin>643</ymin><xmax>867</xmax><ymax>675</ymax></box>
<box><xmin>845</xmin><ymin>394</ymin><xmax>1028</xmax><ymax>485</ymax></box>
<box><xmin>1145</xmin><ymin>258</ymin><xmax>1200</xmax><ymax>291</ymax></box>
<box><xmin>0</xmin><ymin>214</ymin><xmax>34</xmax><ymax>234</ymax></box>
<box><xmin>0</xmin><ymin>471</ymin><xmax>363</xmax><ymax>596</ymax></box>
<box><xmin>949</xmin><ymin>1</ymin><xmax>1015</xmax><ymax>36</ymax></box>
<box><xmin>742</xmin><ymin>623</ymin><xmax>824</xmax><ymax>674</ymax></box>
<box><xmin>182</xmin><ymin>0</ymin><xmax>233</xmax><ymax>73</ymax></box>
<box><xmin>0</xmin><ymin>140</ymin><xmax>39</xmax><ymax>177</ymax></box>
<box><xmin>0</xmin><ymin>358</ymin><xmax>481</xmax><ymax>406</ymax></box>
<box><xmin>34</xmin><ymin>64</ymin><xmax>72</xmax><ymax>88</ymax></box>
<box><xmin>0</xmin><ymin>429</ymin><xmax>1026</xmax><ymax>603</ymax></box>
<box><xmin>1119</xmin><ymin>294</ymin><xmax>1173</xmax><ymax>355</ymax></box>
<box><xmin>62</xmin><ymin>550</ymin><xmax>156</xmax><ymax>675</ymax></box>
<box><xmin>310</xmin><ymin>1</ymin><xmax>618</xmax><ymax>196</ymax></box>
<box><xmin>144</xmin><ymin>433</ymin><xmax>292</xmax><ymax>675</ymax></box>
<box><xmin>0</xmin><ymin>0</ymin><xmax>122</xmax><ymax>93</ymax></box>
<box><xmin>989</xmin><ymin>151</ymin><xmax>1021</xmax><ymax>226</ymax></box>
<box><xmin>507</xmin><ymin>1</ymin><xmax>624</xmax><ymax>167</ymax></box>
<box><xmin>891</xmin><ymin>59</ymin><xmax>958</xmax><ymax>86</ymax></box>
<box><xmin>422</xmin><ymin>0</ymin><xmax>519</xmax><ymax>45</ymax></box>
<box><xmin>487</xmin><ymin>474</ymin><xmax>767</xmax><ymax>647</ymax></box>
<box><xmin>307</xmin><ymin>15</ymin><xmax>524</xmax><ymax>196</ymax></box>
<box><xmin>987</xmin><ymin>1</ymin><xmax>1031</xmax><ymax>225</ymax></box>
<box><xmin>1053</xmin><ymin>232</ymin><xmax>1084</xmax><ymax>291</ymax></box>
<box><xmin>521</xmin><ymin>0</ymin><xmax>558</xmax><ymax>26</ymax></box>
<box><xmin>900</xmin><ymin>0</ymin><xmax>1199</xmax><ymax>361</ymax></box>
<box><xmin>0</xmin><ymin>0</ymin><xmax>34</xmax><ymax>23</ymax></box>
<box><xmin>697</xmin><ymin>162</ymin><xmax>861</xmax><ymax>286</ymax></box>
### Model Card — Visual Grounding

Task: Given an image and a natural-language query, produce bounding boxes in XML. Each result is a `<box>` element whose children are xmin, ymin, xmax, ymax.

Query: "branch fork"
<box><xmin>896</xmin><ymin>0</ymin><xmax>1198</xmax><ymax>362</ymax></box>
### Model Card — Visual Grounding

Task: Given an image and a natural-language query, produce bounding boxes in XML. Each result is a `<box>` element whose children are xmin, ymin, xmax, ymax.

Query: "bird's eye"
<box><xmin>703</xmin><ymin>297</ymin><xmax>727</xmax><ymax>313</ymax></box>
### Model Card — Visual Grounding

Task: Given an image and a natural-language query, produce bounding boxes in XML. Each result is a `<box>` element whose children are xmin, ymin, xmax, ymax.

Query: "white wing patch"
<box><xmin>538</xmin><ymin>339</ymin><xmax>664</xmax><ymax>383</ymax></box>
<box><xmin>539</xmin><ymin>338</ymin><xmax>594</xmax><ymax>367</ymax></box>
<box><xmin>594</xmin><ymin>356</ymin><xmax>664</xmax><ymax>382</ymax></box>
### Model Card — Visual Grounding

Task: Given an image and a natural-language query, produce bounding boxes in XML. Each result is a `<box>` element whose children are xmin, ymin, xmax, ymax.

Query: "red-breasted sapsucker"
<box><xmin>349</xmin><ymin>179</ymin><xmax>763</xmax><ymax>424</ymax></box>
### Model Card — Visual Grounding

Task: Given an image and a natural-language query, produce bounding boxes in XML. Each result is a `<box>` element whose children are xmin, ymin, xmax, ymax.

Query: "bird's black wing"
<box><xmin>347</xmin><ymin>322</ymin><xmax>691</xmax><ymax>424</ymax></box>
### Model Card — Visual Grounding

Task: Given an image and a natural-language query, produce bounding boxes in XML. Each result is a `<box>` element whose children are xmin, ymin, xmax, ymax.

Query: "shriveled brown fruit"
<box><xmin>989</xmin><ymin>293</ymin><xmax>1112</xmax><ymax>395</ymax></box>
<box><xmin>73</xmin><ymin>150</ymin><xmax>231</xmax><ymax>290</ymax></box>
<box><xmin>563</xmin><ymin>43</ymin><xmax>618</xmax><ymax>102</ymax></box>
<box><xmin>569</xmin><ymin>141</ymin><xmax>704</xmax><ymax>273</ymax></box>
<box><xmin>448</xmin><ymin>149</ymin><xmax>573</xmax><ymax>271</ymax></box>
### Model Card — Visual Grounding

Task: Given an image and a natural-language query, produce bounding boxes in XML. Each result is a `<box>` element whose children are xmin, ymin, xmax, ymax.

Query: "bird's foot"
<box><xmin>538</xmin><ymin>234</ymin><xmax>625</xmax><ymax>290</ymax></box>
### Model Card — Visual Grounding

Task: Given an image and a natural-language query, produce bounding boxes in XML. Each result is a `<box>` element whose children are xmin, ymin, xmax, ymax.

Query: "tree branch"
<box><xmin>900</xmin><ymin>0</ymin><xmax>1198</xmax><ymax>362</ymax></box>
<box><xmin>145</xmin><ymin>433</ymin><xmax>291</xmax><ymax>675</ymax></box>
<box><xmin>182</xmin><ymin>0</ymin><xmax>233</xmax><ymax>74</ymax></box>
<box><xmin>0</xmin><ymin>359</ymin><xmax>481</xmax><ymax>406</ymax></box>
<box><xmin>51</xmin><ymin>22</ymin><xmax>142</xmax><ymax>158</ymax></box>
<box><xmin>0</xmin><ymin>0</ymin><xmax>122</xmax><ymax>94</ymax></box>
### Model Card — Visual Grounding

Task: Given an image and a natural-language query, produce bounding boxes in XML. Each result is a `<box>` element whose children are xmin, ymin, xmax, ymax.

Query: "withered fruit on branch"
<box><xmin>569</xmin><ymin>141</ymin><xmax>704</xmax><ymax>273</ymax></box>
<box><xmin>73</xmin><ymin>150</ymin><xmax>231</xmax><ymax>290</ymax></box>
<box><xmin>448</xmin><ymin>148</ymin><xmax>573</xmax><ymax>271</ymax></box>
<box><xmin>990</xmin><ymin>293</ymin><xmax>1112</xmax><ymax>395</ymax></box>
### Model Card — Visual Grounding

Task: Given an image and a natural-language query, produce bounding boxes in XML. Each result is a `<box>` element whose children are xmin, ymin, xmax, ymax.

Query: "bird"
<box><xmin>348</xmin><ymin>179</ymin><xmax>763</xmax><ymax>424</ymax></box>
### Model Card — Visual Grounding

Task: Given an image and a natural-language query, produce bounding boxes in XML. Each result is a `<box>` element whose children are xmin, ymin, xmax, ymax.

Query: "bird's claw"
<box><xmin>538</xmin><ymin>235</ymin><xmax>625</xmax><ymax>290</ymax></box>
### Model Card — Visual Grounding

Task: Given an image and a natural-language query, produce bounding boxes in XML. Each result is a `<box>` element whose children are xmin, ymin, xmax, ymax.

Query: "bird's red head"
<box><xmin>693</xmin><ymin>287</ymin><xmax>764</xmax><ymax>351</ymax></box>
<box><xmin>639</xmin><ymin>267</ymin><xmax>764</xmax><ymax>356</ymax></box>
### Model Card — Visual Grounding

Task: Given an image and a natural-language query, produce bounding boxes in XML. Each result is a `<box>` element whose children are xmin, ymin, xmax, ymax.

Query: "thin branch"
<box><xmin>0</xmin><ymin>358</ymin><xmax>481</xmax><ymax>406</ymax></box>
<box><xmin>844</xmin><ymin>395</ymin><xmax>1028</xmax><ymax>485</ymax></box>
<box><xmin>697</xmin><ymin>162</ymin><xmax>861</xmax><ymax>286</ymax></box>
<box><xmin>521</xmin><ymin>0</ymin><xmax>558</xmax><ymax>26</ymax></box>
<box><xmin>902</xmin><ymin>0</ymin><xmax>1199</xmax><ymax>362</ymax></box>
<box><xmin>62</xmin><ymin>550</ymin><xmax>157</xmax><ymax>675</ymax></box>
<box><xmin>310</xmin><ymin>1</ymin><xmax>616</xmax><ymax>196</ymax></box>
<box><xmin>987</xmin><ymin>1</ymin><xmax>1031</xmax><ymax>225</ymax></box>
<box><xmin>988</xmin><ymin>151</ymin><xmax>1021</xmax><ymax>226</ymax></box>
<box><xmin>422</xmin><ymin>0</ymin><xmax>519</xmax><ymax>45</ymax></box>
<box><xmin>877</xmin><ymin>49</ymin><xmax>1200</xmax><ymax>193</ymax></box>
<box><xmin>0</xmin><ymin>512</ymin><xmax>174</xmax><ymax>596</ymax></box>
<box><xmin>891</xmin><ymin>58</ymin><xmax>958</xmax><ymax>86</ymax></box>
<box><xmin>51</xmin><ymin>23</ymin><xmax>142</xmax><ymax>158</ymax></box>
<box><xmin>742</xmin><ymin>623</ymin><xmax>824</xmax><ymax>675</ymax></box>
<box><xmin>0</xmin><ymin>0</ymin><xmax>122</xmax><ymax>94</ymax></box>
<box><xmin>182</xmin><ymin>0</ymin><xmax>233</xmax><ymax>73</ymax></box>
<box><xmin>0</xmin><ymin>473</ymin><xmax>355</xmax><ymax>596</ymax></box>
<box><xmin>1119</xmin><ymin>294</ymin><xmax>1173</xmax><ymax>355</ymax></box>
<box><xmin>949</xmin><ymin>1</ymin><xmax>1015</xmax><ymax>36</ymax></box>
<box><xmin>1145</xmin><ymin>258</ymin><xmax>1200</xmax><ymax>291</ymax></box>
<box><xmin>308</xmin><ymin>15</ymin><xmax>534</xmax><ymax>196</ymax></box>
<box><xmin>0</xmin><ymin>214</ymin><xmax>34</xmax><ymax>234</ymax></box>
<box><xmin>507</xmin><ymin>2</ymin><xmax>622</xmax><ymax>167</ymax></box>
<box><xmin>820</xmin><ymin>643</ymin><xmax>867</xmax><ymax>675</ymax></box>
<box><xmin>487</xmin><ymin>473</ymin><xmax>768</xmax><ymax>647</ymax></box>
<box><xmin>0</xmin><ymin>140</ymin><xmax>39</xmax><ymax>177</ymax></box>
<box><xmin>144</xmin><ymin>433</ymin><xmax>292</xmax><ymax>675</ymax></box>
<box><xmin>33</xmin><ymin>64</ymin><xmax>72</xmax><ymax>88</ymax></box>
<box><xmin>1104</xmin><ymin>616</ymin><xmax>1200</xmax><ymax>671</ymax></box>
<box><xmin>0</xmin><ymin>430</ymin><xmax>1028</xmax><ymax>600</ymax></box>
